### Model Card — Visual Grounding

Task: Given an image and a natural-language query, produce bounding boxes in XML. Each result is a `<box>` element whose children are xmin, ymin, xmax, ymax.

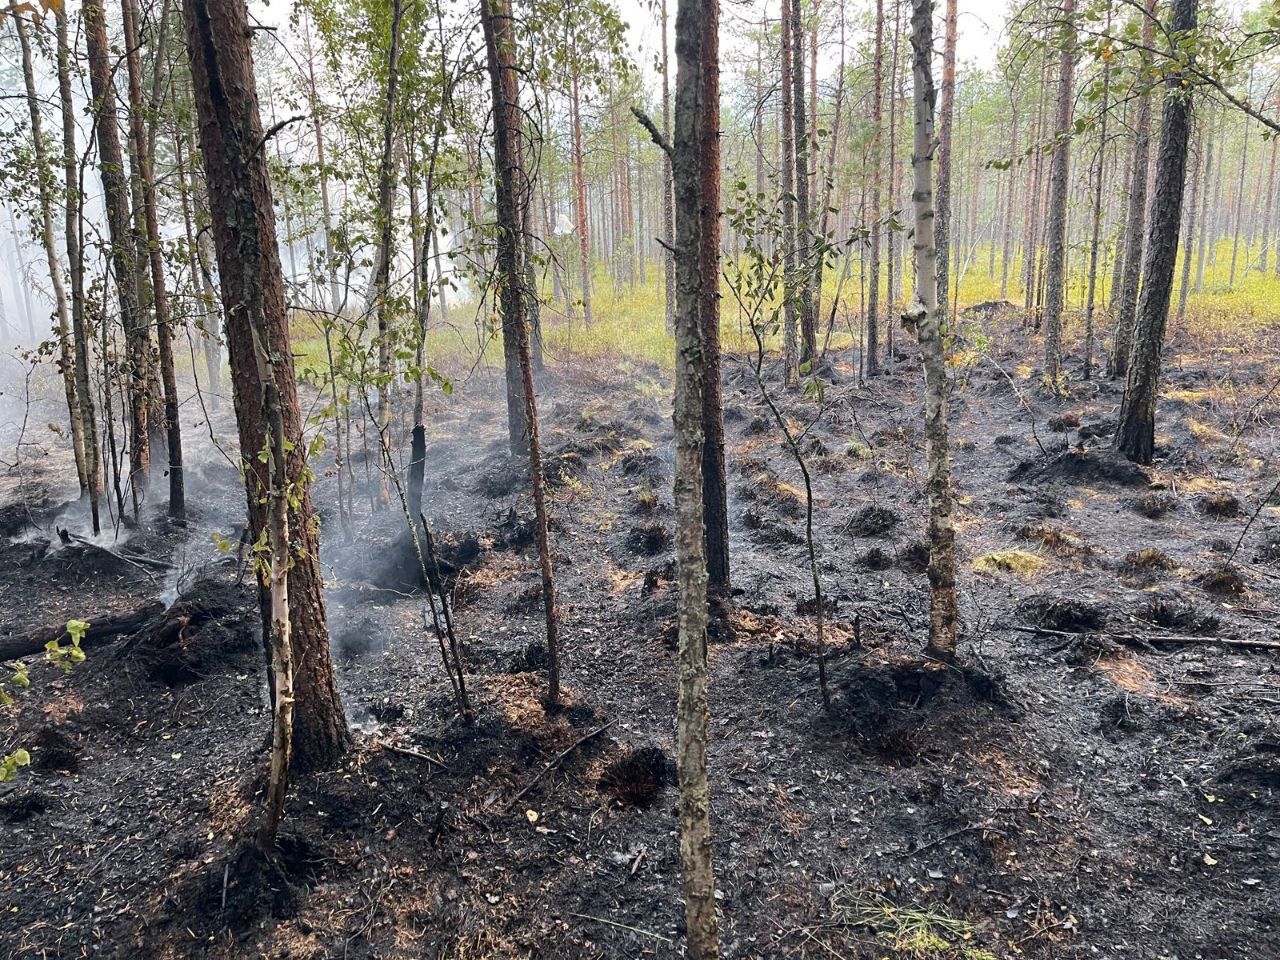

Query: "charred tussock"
<box><xmin>121</xmin><ymin>575</ymin><xmax>257</xmax><ymax>686</ymax></box>
<box><xmin>738</xmin><ymin>464</ymin><xmax>807</xmax><ymax>519</ymax></box>
<box><xmin>845</xmin><ymin>503</ymin><xmax>902</xmax><ymax>537</ymax></box>
<box><xmin>828</xmin><ymin>658</ymin><xmax>1020</xmax><ymax>764</ymax></box>
<box><xmin>597</xmin><ymin>744</ymin><xmax>675</xmax><ymax>808</ymax></box>
<box><xmin>896</xmin><ymin>539</ymin><xmax>931</xmax><ymax>574</ymax></box>
<box><xmin>1139</xmin><ymin>592</ymin><xmax>1219</xmax><ymax>634</ymax></box>
<box><xmin>1017</xmin><ymin>592</ymin><xmax>1107</xmax><ymax>633</ymax></box>
<box><xmin>859</xmin><ymin>545</ymin><xmax>895</xmax><ymax>570</ymax></box>
<box><xmin>1132</xmin><ymin>491</ymin><xmax>1179</xmax><ymax>518</ymax></box>
<box><xmin>1016</xmin><ymin>522</ymin><xmax>1092</xmax><ymax>558</ymax></box>
<box><xmin>1198</xmin><ymin>490</ymin><xmax>1241</xmax><ymax>518</ymax></box>
<box><xmin>625</xmin><ymin>522</ymin><xmax>672</xmax><ymax>556</ymax></box>
<box><xmin>1120</xmin><ymin>547</ymin><xmax>1178</xmax><ymax>581</ymax></box>
<box><xmin>1008</xmin><ymin>448</ymin><xmax>1151</xmax><ymax>487</ymax></box>
<box><xmin>1198</xmin><ymin>565</ymin><xmax>1247</xmax><ymax>596</ymax></box>
<box><xmin>740</xmin><ymin>505</ymin><xmax>805</xmax><ymax>545</ymax></box>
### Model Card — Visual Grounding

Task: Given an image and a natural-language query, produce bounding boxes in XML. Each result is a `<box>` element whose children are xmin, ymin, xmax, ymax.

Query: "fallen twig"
<box><xmin>380</xmin><ymin>741</ymin><xmax>451</xmax><ymax>771</ymax></box>
<box><xmin>498</xmin><ymin>719</ymin><xmax>616</xmax><ymax>813</ymax></box>
<box><xmin>1009</xmin><ymin>624</ymin><xmax>1280</xmax><ymax>651</ymax></box>
<box><xmin>570</xmin><ymin>911</ymin><xmax>673</xmax><ymax>945</ymax></box>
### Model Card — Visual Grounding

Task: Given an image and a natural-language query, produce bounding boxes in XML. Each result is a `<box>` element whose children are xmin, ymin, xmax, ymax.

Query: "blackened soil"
<box><xmin>2</xmin><ymin>336</ymin><xmax>1279</xmax><ymax>959</ymax></box>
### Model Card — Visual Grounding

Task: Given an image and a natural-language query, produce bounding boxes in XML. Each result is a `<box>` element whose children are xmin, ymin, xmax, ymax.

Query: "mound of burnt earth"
<box><xmin>477</xmin><ymin>447</ymin><xmax>591</xmax><ymax>498</ymax></box>
<box><xmin>897</xmin><ymin>539</ymin><xmax>930</xmax><ymax>574</ymax></box>
<box><xmin>1132</xmin><ymin>491</ymin><xmax>1179</xmax><ymax>518</ymax></box>
<box><xmin>1139</xmin><ymin>590</ymin><xmax>1220</xmax><ymax>634</ymax></box>
<box><xmin>846</xmin><ymin>504</ymin><xmax>901</xmax><ymax>537</ymax></box>
<box><xmin>828</xmin><ymin>658</ymin><xmax>1020</xmax><ymax>764</ymax></box>
<box><xmin>27</xmin><ymin>724</ymin><xmax>82</xmax><ymax>772</ymax></box>
<box><xmin>119</xmin><ymin>575</ymin><xmax>258</xmax><ymax>685</ymax></box>
<box><xmin>153</xmin><ymin>837</ymin><xmax>316</xmax><ymax>940</ymax></box>
<box><xmin>1198</xmin><ymin>491</ymin><xmax>1241</xmax><ymax>518</ymax></box>
<box><xmin>1077</xmin><ymin>417</ymin><xmax>1117</xmax><ymax>442</ymax></box>
<box><xmin>1016</xmin><ymin>592</ymin><xmax>1108</xmax><ymax>633</ymax></box>
<box><xmin>360</xmin><ymin>527</ymin><xmax>484</xmax><ymax>594</ymax></box>
<box><xmin>962</xmin><ymin>298</ymin><xmax>1019</xmax><ymax>320</ymax></box>
<box><xmin>625</xmin><ymin>523</ymin><xmax>671</xmax><ymax>557</ymax></box>
<box><xmin>740</xmin><ymin>506</ymin><xmax>804</xmax><ymax>545</ymax></box>
<box><xmin>1008</xmin><ymin>449</ymin><xmax>1150</xmax><ymax>487</ymax></box>
<box><xmin>1216</xmin><ymin>735</ymin><xmax>1280</xmax><ymax>797</ymax></box>
<box><xmin>597</xmin><ymin>744</ymin><xmax>675</xmax><ymax>808</ymax></box>
<box><xmin>617</xmin><ymin>443</ymin><xmax>668</xmax><ymax>481</ymax></box>
<box><xmin>1198</xmin><ymin>565</ymin><xmax>1247</xmax><ymax>596</ymax></box>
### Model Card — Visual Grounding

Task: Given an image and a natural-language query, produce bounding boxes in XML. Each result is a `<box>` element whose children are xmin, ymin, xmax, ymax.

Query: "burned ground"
<box><xmin>2</xmin><ymin>337</ymin><xmax>1279</xmax><ymax>959</ymax></box>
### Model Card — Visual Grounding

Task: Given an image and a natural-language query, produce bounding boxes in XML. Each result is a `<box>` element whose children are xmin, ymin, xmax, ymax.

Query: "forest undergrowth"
<box><xmin>2</xmin><ymin>324</ymin><xmax>1278</xmax><ymax>959</ymax></box>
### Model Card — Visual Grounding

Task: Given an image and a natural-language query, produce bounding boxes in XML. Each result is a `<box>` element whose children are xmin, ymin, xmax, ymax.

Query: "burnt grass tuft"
<box><xmin>625</xmin><ymin>523</ymin><xmax>672</xmax><ymax>556</ymax></box>
<box><xmin>1133</xmin><ymin>491</ymin><xmax>1179</xmax><ymax>519</ymax></box>
<box><xmin>859</xmin><ymin>546</ymin><xmax>895</xmax><ymax>570</ymax></box>
<box><xmin>847</xmin><ymin>504</ymin><xmax>901</xmax><ymax>537</ymax></box>
<box><xmin>1122</xmin><ymin>548</ymin><xmax>1177</xmax><ymax>572</ymax></box>
<box><xmin>1199</xmin><ymin>565</ymin><xmax>1246</xmax><ymax>596</ymax></box>
<box><xmin>598</xmin><ymin>745</ymin><xmax>675</xmax><ymax>808</ymax></box>
<box><xmin>1017</xmin><ymin>593</ymin><xmax>1107</xmax><ymax>632</ymax></box>
<box><xmin>1198</xmin><ymin>491</ymin><xmax>1241</xmax><ymax>518</ymax></box>
<box><xmin>1140</xmin><ymin>593</ymin><xmax>1219</xmax><ymax>633</ymax></box>
<box><xmin>1017</xmin><ymin>522</ymin><xmax>1091</xmax><ymax>557</ymax></box>
<box><xmin>897</xmin><ymin>540</ymin><xmax>930</xmax><ymax>574</ymax></box>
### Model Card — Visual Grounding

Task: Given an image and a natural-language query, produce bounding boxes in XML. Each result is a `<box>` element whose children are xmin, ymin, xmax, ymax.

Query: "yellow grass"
<box><xmin>288</xmin><ymin>238</ymin><xmax>1280</xmax><ymax>383</ymax></box>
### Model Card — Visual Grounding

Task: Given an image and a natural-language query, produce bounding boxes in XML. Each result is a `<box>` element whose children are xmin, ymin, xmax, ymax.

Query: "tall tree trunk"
<box><xmin>257</xmin><ymin>327</ymin><xmax>295</xmax><ymax>848</ymax></box>
<box><xmin>700</xmin><ymin>0</ymin><xmax>729</xmax><ymax>597</ymax></box>
<box><xmin>571</xmin><ymin>62</ymin><xmax>593</xmax><ymax>326</ymax></box>
<box><xmin>15</xmin><ymin>13</ymin><xmax>87</xmax><ymax>494</ymax></box>
<box><xmin>1207</xmin><ymin>105</ymin><xmax>1224</xmax><ymax>267</ymax></box>
<box><xmin>1083</xmin><ymin>46</ymin><xmax>1110</xmax><ymax>381</ymax></box>
<box><xmin>122</xmin><ymin>0</ymin><xmax>185</xmax><ymax>521</ymax></box>
<box><xmin>1025</xmin><ymin>58</ymin><xmax>1051</xmax><ymax>320</ymax></box>
<box><xmin>670</xmin><ymin>0</ymin><xmax>721</xmax><ymax>949</ymax></box>
<box><xmin>908</xmin><ymin>0</ymin><xmax>958</xmax><ymax>660</ymax></box>
<box><xmin>1111</xmin><ymin>0</ymin><xmax>1157</xmax><ymax>376</ymax></box>
<box><xmin>1000</xmin><ymin>98</ymin><xmax>1018</xmax><ymax>300</ymax></box>
<box><xmin>182</xmin><ymin>0</ymin><xmax>350</xmax><ymax>772</ymax></box>
<box><xmin>1177</xmin><ymin>124</ymin><xmax>1202</xmax><ymax>324</ymax></box>
<box><xmin>408</xmin><ymin>41</ymin><xmax>451</xmax><ymax>522</ymax></box>
<box><xmin>780</xmin><ymin>0</ymin><xmax>798</xmax><ymax>386</ymax></box>
<box><xmin>303</xmin><ymin>14</ymin><xmax>342</xmax><ymax>315</ymax></box>
<box><xmin>371</xmin><ymin>0</ymin><xmax>404</xmax><ymax>507</ymax></box>
<box><xmin>813</xmin><ymin>2</ymin><xmax>845</xmax><ymax>348</ymax></box>
<box><xmin>791</xmin><ymin>0</ymin><xmax>815</xmax><ymax>363</ymax></box>
<box><xmin>1259</xmin><ymin>135</ymin><xmax>1276</xmax><ymax>272</ymax></box>
<box><xmin>174</xmin><ymin>117</ymin><xmax>223</xmax><ymax>405</ymax></box>
<box><xmin>1228</xmin><ymin>113</ymin><xmax>1250</xmax><ymax>289</ymax></box>
<box><xmin>481</xmin><ymin>0</ymin><xmax>560</xmax><ymax>704</ymax></box>
<box><xmin>886</xmin><ymin>0</ymin><xmax>903</xmax><ymax>364</ymax></box>
<box><xmin>56</xmin><ymin>9</ymin><xmax>101</xmax><ymax>532</ymax></box>
<box><xmin>663</xmin><ymin>0</ymin><xmax>675</xmax><ymax>331</ymax></box>
<box><xmin>934</xmin><ymin>0</ymin><xmax>958</xmax><ymax>316</ymax></box>
<box><xmin>85</xmin><ymin>0</ymin><xmax>150</xmax><ymax>516</ymax></box>
<box><xmin>1115</xmin><ymin>0</ymin><xmax>1198</xmax><ymax>464</ymax></box>
<box><xmin>1041</xmin><ymin>0</ymin><xmax>1076</xmax><ymax>386</ymax></box>
<box><xmin>865</xmin><ymin>0</ymin><xmax>884</xmax><ymax>376</ymax></box>
<box><xmin>1194</xmin><ymin>125</ymin><xmax>1213</xmax><ymax>292</ymax></box>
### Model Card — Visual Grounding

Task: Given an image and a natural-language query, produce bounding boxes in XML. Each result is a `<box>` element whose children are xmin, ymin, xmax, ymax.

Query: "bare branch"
<box><xmin>630</xmin><ymin>106</ymin><xmax>673</xmax><ymax>157</ymax></box>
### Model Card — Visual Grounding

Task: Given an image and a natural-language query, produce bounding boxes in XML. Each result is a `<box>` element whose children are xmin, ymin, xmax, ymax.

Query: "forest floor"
<box><xmin>2</xmin><ymin>320</ymin><xmax>1280</xmax><ymax>959</ymax></box>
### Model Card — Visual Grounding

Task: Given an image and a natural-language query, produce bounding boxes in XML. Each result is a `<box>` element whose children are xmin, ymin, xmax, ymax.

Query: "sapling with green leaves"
<box><xmin>2</xmin><ymin>618</ymin><xmax>89</xmax><ymax>783</ymax></box>
<box><xmin>723</xmin><ymin>181</ymin><xmax>840</xmax><ymax>711</ymax></box>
